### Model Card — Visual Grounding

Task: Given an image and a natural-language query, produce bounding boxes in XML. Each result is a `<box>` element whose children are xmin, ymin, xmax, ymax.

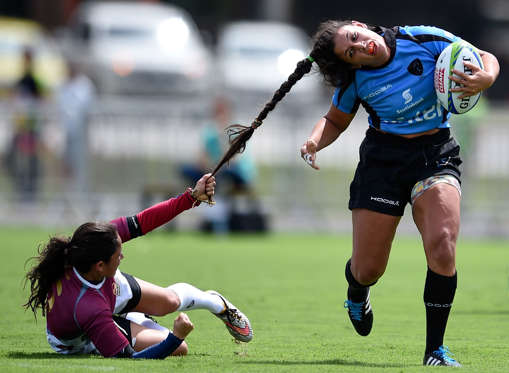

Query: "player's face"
<box><xmin>103</xmin><ymin>235</ymin><xmax>123</xmax><ymax>278</ymax></box>
<box><xmin>333</xmin><ymin>22</ymin><xmax>391</xmax><ymax>68</ymax></box>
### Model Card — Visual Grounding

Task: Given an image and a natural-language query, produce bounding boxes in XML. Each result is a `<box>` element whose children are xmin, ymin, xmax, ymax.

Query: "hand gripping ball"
<box><xmin>434</xmin><ymin>41</ymin><xmax>484</xmax><ymax>114</ymax></box>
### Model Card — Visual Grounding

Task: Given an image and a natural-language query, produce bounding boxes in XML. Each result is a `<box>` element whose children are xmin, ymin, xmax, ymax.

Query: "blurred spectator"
<box><xmin>181</xmin><ymin>97</ymin><xmax>256</xmax><ymax>192</ymax></box>
<box><xmin>3</xmin><ymin>47</ymin><xmax>44</xmax><ymax>201</ymax></box>
<box><xmin>180</xmin><ymin>97</ymin><xmax>265</xmax><ymax>233</ymax></box>
<box><xmin>57</xmin><ymin>60</ymin><xmax>95</xmax><ymax>198</ymax></box>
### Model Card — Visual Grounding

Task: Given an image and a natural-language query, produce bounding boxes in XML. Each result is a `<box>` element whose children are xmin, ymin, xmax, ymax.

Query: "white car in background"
<box><xmin>62</xmin><ymin>1</ymin><xmax>213</xmax><ymax>97</ymax></box>
<box><xmin>215</xmin><ymin>21</ymin><xmax>324</xmax><ymax>102</ymax></box>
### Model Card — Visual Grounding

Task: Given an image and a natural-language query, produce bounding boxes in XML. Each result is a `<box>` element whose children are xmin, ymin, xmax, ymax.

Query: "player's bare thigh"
<box><xmin>132</xmin><ymin>277</ymin><xmax>180</xmax><ymax>316</ymax></box>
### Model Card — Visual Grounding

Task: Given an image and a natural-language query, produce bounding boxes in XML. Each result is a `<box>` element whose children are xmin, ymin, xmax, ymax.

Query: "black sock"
<box><xmin>345</xmin><ymin>259</ymin><xmax>370</xmax><ymax>302</ymax></box>
<box><xmin>423</xmin><ymin>267</ymin><xmax>457</xmax><ymax>354</ymax></box>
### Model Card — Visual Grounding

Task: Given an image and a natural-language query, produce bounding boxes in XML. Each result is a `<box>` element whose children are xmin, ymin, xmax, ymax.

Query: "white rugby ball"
<box><xmin>434</xmin><ymin>41</ymin><xmax>484</xmax><ymax>114</ymax></box>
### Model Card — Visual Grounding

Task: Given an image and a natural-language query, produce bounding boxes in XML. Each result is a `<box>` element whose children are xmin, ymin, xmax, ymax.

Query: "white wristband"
<box><xmin>303</xmin><ymin>153</ymin><xmax>313</xmax><ymax>166</ymax></box>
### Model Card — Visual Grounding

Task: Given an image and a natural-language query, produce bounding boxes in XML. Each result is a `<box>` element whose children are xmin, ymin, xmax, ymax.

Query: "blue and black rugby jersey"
<box><xmin>332</xmin><ymin>25</ymin><xmax>461</xmax><ymax>135</ymax></box>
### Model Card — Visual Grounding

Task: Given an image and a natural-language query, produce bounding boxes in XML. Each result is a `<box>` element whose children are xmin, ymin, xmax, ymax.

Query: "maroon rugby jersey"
<box><xmin>46</xmin><ymin>190</ymin><xmax>196</xmax><ymax>356</ymax></box>
<box><xmin>46</xmin><ymin>268</ymin><xmax>127</xmax><ymax>356</ymax></box>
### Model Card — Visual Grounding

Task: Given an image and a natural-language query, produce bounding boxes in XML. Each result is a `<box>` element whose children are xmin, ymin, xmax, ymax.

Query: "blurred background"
<box><xmin>0</xmin><ymin>0</ymin><xmax>508</xmax><ymax>237</ymax></box>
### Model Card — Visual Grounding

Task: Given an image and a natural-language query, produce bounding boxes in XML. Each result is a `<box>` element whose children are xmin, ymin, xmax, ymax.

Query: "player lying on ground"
<box><xmin>24</xmin><ymin>173</ymin><xmax>253</xmax><ymax>358</ymax></box>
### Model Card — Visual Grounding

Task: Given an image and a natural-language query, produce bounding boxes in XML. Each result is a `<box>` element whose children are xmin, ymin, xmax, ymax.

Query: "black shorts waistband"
<box><xmin>365</xmin><ymin>127</ymin><xmax>451</xmax><ymax>147</ymax></box>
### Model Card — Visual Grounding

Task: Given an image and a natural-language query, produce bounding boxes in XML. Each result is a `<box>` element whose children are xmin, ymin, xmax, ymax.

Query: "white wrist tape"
<box><xmin>303</xmin><ymin>153</ymin><xmax>313</xmax><ymax>166</ymax></box>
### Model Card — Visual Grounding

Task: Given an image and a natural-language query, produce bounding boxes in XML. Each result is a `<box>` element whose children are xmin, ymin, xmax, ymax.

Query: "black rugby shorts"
<box><xmin>348</xmin><ymin>127</ymin><xmax>462</xmax><ymax>216</ymax></box>
<box><xmin>113</xmin><ymin>315</ymin><xmax>134</xmax><ymax>346</ymax></box>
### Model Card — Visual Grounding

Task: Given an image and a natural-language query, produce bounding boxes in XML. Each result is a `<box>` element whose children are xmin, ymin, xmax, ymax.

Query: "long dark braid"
<box><xmin>210</xmin><ymin>19</ymin><xmax>358</xmax><ymax>176</ymax></box>
<box><xmin>24</xmin><ymin>222</ymin><xmax>119</xmax><ymax>318</ymax></box>
<box><xmin>210</xmin><ymin>57</ymin><xmax>314</xmax><ymax>176</ymax></box>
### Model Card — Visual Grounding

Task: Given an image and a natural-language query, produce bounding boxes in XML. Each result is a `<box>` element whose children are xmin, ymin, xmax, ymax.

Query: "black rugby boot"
<box><xmin>344</xmin><ymin>287</ymin><xmax>373</xmax><ymax>336</ymax></box>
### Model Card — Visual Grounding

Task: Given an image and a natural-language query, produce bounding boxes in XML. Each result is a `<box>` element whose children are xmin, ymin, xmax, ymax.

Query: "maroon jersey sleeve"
<box><xmin>137</xmin><ymin>190</ymin><xmax>195</xmax><ymax>235</ymax></box>
<box><xmin>110</xmin><ymin>190</ymin><xmax>196</xmax><ymax>243</ymax></box>
<box><xmin>77</xmin><ymin>307</ymin><xmax>129</xmax><ymax>357</ymax></box>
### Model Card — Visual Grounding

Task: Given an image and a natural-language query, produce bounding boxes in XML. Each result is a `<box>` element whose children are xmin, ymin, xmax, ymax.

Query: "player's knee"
<box><xmin>425</xmin><ymin>230</ymin><xmax>457</xmax><ymax>275</ymax></box>
<box><xmin>427</xmin><ymin>228</ymin><xmax>457</xmax><ymax>263</ymax></box>
<box><xmin>353</xmin><ymin>265</ymin><xmax>384</xmax><ymax>286</ymax></box>
<box><xmin>149</xmin><ymin>289</ymin><xmax>180</xmax><ymax>316</ymax></box>
<box><xmin>163</xmin><ymin>289</ymin><xmax>181</xmax><ymax>314</ymax></box>
<box><xmin>171</xmin><ymin>341</ymin><xmax>188</xmax><ymax>356</ymax></box>
<box><xmin>429</xmin><ymin>248</ymin><xmax>455</xmax><ymax>269</ymax></box>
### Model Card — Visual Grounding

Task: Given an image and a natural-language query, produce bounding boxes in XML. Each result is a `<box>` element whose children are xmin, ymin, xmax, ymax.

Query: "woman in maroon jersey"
<box><xmin>24</xmin><ymin>173</ymin><xmax>253</xmax><ymax>358</ymax></box>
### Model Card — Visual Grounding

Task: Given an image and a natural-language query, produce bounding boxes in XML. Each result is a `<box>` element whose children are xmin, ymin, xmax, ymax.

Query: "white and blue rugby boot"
<box><xmin>423</xmin><ymin>345</ymin><xmax>461</xmax><ymax>367</ymax></box>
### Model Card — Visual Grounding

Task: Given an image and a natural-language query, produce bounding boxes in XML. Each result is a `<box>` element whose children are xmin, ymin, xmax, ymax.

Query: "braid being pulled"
<box><xmin>210</xmin><ymin>56</ymin><xmax>315</xmax><ymax>177</ymax></box>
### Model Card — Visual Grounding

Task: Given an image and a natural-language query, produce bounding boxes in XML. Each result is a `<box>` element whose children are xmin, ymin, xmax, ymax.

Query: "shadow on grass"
<box><xmin>238</xmin><ymin>358</ymin><xmax>408</xmax><ymax>368</ymax></box>
<box><xmin>7</xmin><ymin>352</ymin><xmax>91</xmax><ymax>359</ymax></box>
<box><xmin>454</xmin><ymin>310</ymin><xmax>509</xmax><ymax>315</ymax></box>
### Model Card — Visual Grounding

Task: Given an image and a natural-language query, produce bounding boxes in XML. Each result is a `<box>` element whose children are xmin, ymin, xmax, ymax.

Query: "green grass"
<box><xmin>1</xmin><ymin>227</ymin><xmax>508</xmax><ymax>372</ymax></box>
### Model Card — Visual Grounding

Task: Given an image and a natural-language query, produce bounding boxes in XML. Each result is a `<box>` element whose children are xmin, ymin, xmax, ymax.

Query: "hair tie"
<box><xmin>251</xmin><ymin>119</ymin><xmax>262</xmax><ymax>129</ymax></box>
<box><xmin>307</xmin><ymin>55</ymin><xmax>315</xmax><ymax>63</ymax></box>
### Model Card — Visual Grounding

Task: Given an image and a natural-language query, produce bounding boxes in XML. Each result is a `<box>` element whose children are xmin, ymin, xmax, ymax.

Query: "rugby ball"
<box><xmin>434</xmin><ymin>41</ymin><xmax>484</xmax><ymax>114</ymax></box>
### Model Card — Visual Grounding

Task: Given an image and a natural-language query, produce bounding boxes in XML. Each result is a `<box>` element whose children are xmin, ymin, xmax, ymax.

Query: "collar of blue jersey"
<box><xmin>361</xmin><ymin>26</ymin><xmax>398</xmax><ymax>70</ymax></box>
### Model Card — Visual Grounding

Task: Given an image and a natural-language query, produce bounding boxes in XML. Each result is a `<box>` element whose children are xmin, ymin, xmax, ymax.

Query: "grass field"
<box><xmin>0</xmin><ymin>226</ymin><xmax>508</xmax><ymax>372</ymax></box>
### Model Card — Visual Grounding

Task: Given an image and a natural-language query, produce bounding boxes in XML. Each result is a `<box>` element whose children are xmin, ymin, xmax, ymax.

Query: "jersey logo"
<box><xmin>112</xmin><ymin>282</ymin><xmax>120</xmax><ymax>296</ymax></box>
<box><xmin>407</xmin><ymin>58</ymin><xmax>423</xmax><ymax>75</ymax></box>
<box><xmin>402</xmin><ymin>89</ymin><xmax>413</xmax><ymax>104</ymax></box>
<box><xmin>370</xmin><ymin>196</ymin><xmax>400</xmax><ymax>206</ymax></box>
<box><xmin>362</xmin><ymin>84</ymin><xmax>392</xmax><ymax>100</ymax></box>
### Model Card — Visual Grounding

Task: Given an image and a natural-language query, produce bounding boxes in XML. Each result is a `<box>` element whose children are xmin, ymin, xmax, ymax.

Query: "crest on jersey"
<box><xmin>408</xmin><ymin>58</ymin><xmax>423</xmax><ymax>75</ymax></box>
<box><xmin>112</xmin><ymin>282</ymin><xmax>120</xmax><ymax>296</ymax></box>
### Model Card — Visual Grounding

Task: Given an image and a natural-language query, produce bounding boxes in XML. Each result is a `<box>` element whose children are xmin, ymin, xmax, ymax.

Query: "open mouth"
<box><xmin>368</xmin><ymin>41</ymin><xmax>376</xmax><ymax>56</ymax></box>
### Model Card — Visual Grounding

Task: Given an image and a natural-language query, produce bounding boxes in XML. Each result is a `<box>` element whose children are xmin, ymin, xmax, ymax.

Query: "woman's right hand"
<box><xmin>300</xmin><ymin>139</ymin><xmax>320</xmax><ymax>170</ymax></box>
<box><xmin>172</xmin><ymin>312</ymin><xmax>194</xmax><ymax>339</ymax></box>
<box><xmin>191</xmin><ymin>173</ymin><xmax>216</xmax><ymax>205</ymax></box>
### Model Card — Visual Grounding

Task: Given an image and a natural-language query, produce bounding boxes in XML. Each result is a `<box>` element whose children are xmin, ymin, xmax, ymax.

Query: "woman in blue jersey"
<box><xmin>300</xmin><ymin>21</ymin><xmax>499</xmax><ymax>367</ymax></box>
<box><xmin>216</xmin><ymin>20</ymin><xmax>499</xmax><ymax>367</ymax></box>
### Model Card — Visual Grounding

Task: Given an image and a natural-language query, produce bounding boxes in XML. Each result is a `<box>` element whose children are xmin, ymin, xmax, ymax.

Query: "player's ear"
<box><xmin>94</xmin><ymin>261</ymin><xmax>107</xmax><ymax>276</ymax></box>
<box><xmin>351</xmin><ymin>20</ymin><xmax>367</xmax><ymax>28</ymax></box>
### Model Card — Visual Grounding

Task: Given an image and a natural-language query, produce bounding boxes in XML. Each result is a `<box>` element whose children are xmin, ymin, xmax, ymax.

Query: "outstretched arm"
<box><xmin>300</xmin><ymin>105</ymin><xmax>355</xmax><ymax>170</ymax></box>
<box><xmin>111</xmin><ymin>174</ymin><xmax>216</xmax><ymax>242</ymax></box>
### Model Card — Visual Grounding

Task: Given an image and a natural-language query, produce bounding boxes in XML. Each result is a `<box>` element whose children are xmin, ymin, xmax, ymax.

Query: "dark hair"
<box><xmin>311</xmin><ymin>20</ymin><xmax>357</xmax><ymax>88</ymax></box>
<box><xmin>24</xmin><ymin>222</ymin><xmax>119</xmax><ymax>317</ymax></box>
<box><xmin>210</xmin><ymin>20</ymin><xmax>361</xmax><ymax>175</ymax></box>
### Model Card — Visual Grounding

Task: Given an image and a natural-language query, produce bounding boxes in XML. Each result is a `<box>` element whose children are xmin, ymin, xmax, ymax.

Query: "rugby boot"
<box><xmin>344</xmin><ymin>288</ymin><xmax>373</xmax><ymax>336</ymax></box>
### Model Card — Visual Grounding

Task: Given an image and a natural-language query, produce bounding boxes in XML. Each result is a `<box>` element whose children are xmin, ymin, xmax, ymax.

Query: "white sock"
<box><xmin>168</xmin><ymin>283</ymin><xmax>224</xmax><ymax>313</ymax></box>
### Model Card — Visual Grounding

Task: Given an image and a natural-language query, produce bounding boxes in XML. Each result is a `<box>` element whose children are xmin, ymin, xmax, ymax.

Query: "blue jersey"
<box><xmin>332</xmin><ymin>26</ymin><xmax>461</xmax><ymax>135</ymax></box>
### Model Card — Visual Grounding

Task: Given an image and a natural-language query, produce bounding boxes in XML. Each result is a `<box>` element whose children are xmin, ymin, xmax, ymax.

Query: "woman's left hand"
<box><xmin>300</xmin><ymin>139</ymin><xmax>320</xmax><ymax>170</ymax></box>
<box><xmin>450</xmin><ymin>61</ymin><xmax>495</xmax><ymax>99</ymax></box>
